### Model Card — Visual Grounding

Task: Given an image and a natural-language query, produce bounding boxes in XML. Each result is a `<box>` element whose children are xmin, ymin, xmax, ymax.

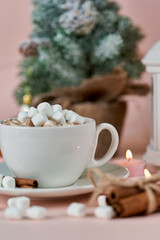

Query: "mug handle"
<box><xmin>87</xmin><ymin>123</ymin><xmax>119</xmax><ymax>168</ymax></box>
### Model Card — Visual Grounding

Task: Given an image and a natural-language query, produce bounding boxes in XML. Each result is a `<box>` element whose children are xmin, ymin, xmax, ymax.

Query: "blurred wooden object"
<box><xmin>71</xmin><ymin>101</ymin><xmax>126</xmax><ymax>158</ymax></box>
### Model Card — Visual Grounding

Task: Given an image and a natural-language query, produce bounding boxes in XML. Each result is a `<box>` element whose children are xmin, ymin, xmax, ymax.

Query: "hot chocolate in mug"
<box><xmin>0</xmin><ymin>118</ymin><xmax>119</xmax><ymax>187</ymax></box>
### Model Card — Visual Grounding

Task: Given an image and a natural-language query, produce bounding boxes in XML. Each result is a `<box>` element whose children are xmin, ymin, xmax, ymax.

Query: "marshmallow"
<box><xmin>52</xmin><ymin>111</ymin><xmax>66</xmax><ymax>124</ymax></box>
<box><xmin>16</xmin><ymin>197</ymin><xmax>30</xmax><ymax>210</ymax></box>
<box><xmin>8</xmin><ymin>197</ymin><xmax>30</xmax><ymax>210</ymax></box>
<box><xmin>52</xmin><ymin>104</ymin><xmax>62</xmax><ymax>112</ymax></box>
<box><xmin>67</xmin><ymin>203</ymin><xmax>86</xmax><ymax>217</ymax></box>
<box><xmin>68</xmin><ymin>113</ymin><xmax>85</xmax><ymax>124</ymax></box>
<box><xmin>26</xmin><ymin>206</ymin><xmax>47</xmax><ymax>219</ymax></box>
<box><xmin>43</xmin><ymin>120</ymin><xmax>57</xmax><ymax>127</ymax></box>
<box><xmin>62</xmin><ymin>109</ymin><xmax>68</xmax><ymax>117</ymax></box>
<box><xmin>2</xmin><ymin>176</ymin><xmax>15</xmax><ymax>188</ymax></box>
<box><xmin>0</xmin><ymin>174</ymin><xmax>3</xmax><ymax>187</ymax></box>
<box><xmin>8</xmin><ymin>198</ymin><xmax>17</xmax><ymax>208</ymax></box>
<box><xmin>37</xmin><ymin>102</ymin><xmax>53</xmax><ymax>117</ymax></box>
<box><xmin>65</xmin><ymin>111</ymin><xmax>84</xmax><ymax>124</ymax></box>
<box><xmin>18</xmin><ymin>111</ymin><xmax>29</xmax><ymax>123</ymax></box>
<box><xmin>94</xmin><ymin>206</ymin><xmax>116</xmax><ymax>219</ymax></box>
<box><xmin>28</xmin><ymin>107</ymin><xmax>39</xmax><ymax>118</ymax></box>
<box><xmin>32</xmin><ymin>112</ymin><xmax>48</xmax><ymax>126</ymax></box>
<box><xmin>97</xmin><ymin>195</ymin><xmax>107</xmax><ymax>207</ymax></box>
<box><xmin>65</xmin><ymin>110</ymin><xmax>75</xmax><ymax>121</ymax></box>
<box><xmin>4</xmin><ymin>207</ymin><xmax>23</xmax><ymax>220</ymax></box>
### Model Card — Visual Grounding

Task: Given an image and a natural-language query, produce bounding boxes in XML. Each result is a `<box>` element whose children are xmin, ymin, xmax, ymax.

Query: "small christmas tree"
<box><xmin>15</xmin><ymin>0</ymin><xmax>145</xmax><ymax>105</ymax></box>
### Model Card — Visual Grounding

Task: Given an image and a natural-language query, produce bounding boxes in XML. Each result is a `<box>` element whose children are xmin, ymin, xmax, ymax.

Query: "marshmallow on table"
<box><xmin>16</xmin><ymin>196</ymin><xmax>30</xmax><ymax>210</ymax></box>
<box><xmin>8</xmin><ymin>197</ymin><xmax>30</xmax><ymax>210</ymax></box>
<box><xmin>26</xmin><ymin>206</ymin><xmax>47</xmax><ymax>219</ymax></box>
<box><xmin>52</xmin><ymin>111</ymin><xmax>66</xmax><ymax>125</ymax></box>
<box><xmin>2</xmin><ymin>176</ymin><xmax>15</xmax><ymax>188</ymax></box>
<box><xmin>8</xmin><ymin>198</ymin><xmax>17</xmax><ymax>207</ymax></box>
<box><xmin>32</xmin><ymin>112</ymin><xmax>48</xmax><ymax>126</ymax></box>
<box><xmin>18</xmin><ymin>111</ymin><xmax>29</xmax><ymax>123</ymax></box>
<box><xmin>37</xmin><ymin>102</ymin><xmax>53</xmax><ymax>117</ymax></box>
<box><xmin>28</xmin><ymin>107</ymin><xmax>39</xmax><ymax>118</ymax></box>
<box><xmin>94</xmin><ymin>206</ymin><xmax>116</xmax><ymax>219</ymax></box>
<box><xmin>97</xmin><ymin>195</ymin><xmax>107</xmax><ymax>207</ymax></box>
<box><xmin>5</xmin><ymin>207</ymin><xmax>23</xmax><ymax>220</ymax></box>
<box><xmin>43</xmin><ymin>120</ymin><xmax>57</xmax><ymax>127</ymax></box>
<box><xmin>52</xmin><ymin>104</ymin><xmax>62</xmax><ymax>113</ymax></box>
<box><xmin>67</xmin><ymin>203</ymin><xmax>86</xmax><ymax>217</ymax></box>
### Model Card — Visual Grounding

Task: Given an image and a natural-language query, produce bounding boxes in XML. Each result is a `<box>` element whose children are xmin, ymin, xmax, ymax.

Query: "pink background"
<box><xmin>0</xmin><ymin>0</ymin><xmax>159</xmax><ymax>155</ymax></box>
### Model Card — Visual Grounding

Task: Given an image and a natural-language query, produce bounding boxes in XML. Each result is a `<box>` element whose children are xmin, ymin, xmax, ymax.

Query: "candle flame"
<box><xmin>144</xmin><ymin>169</ymin><xmax>151</xmax><ymax>178</ymax></box>
<box><xmin>126</xmin><ymin>149</ymin><xmax>133</xmax><ymax>161</ymax></box>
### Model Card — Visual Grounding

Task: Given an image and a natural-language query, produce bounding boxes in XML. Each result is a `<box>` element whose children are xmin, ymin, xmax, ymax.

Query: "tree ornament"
<box><xmin>19</xmin><ymin>38</ymin><xmax>50</xmax><ymax>57</ymax></box>
<box><xmin>59</xmin><ymin>0</ymin><xmax>98</xmax><ymax>35</ymax></box>
<box><xmin>23</xmin><ymin>93</ymin><xmax>32</xmax><ymax>105</ymax></box>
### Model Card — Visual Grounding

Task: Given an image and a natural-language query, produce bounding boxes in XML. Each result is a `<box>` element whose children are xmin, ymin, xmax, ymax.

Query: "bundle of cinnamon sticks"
<box><xmin>89</xmin><ymin>168</ymin><xmax>160</xmax><ymax>217</ymax></box>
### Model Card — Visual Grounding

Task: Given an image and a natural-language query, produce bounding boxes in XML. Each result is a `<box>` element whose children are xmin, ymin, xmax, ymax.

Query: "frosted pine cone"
<box><xmin>19</xmin><ymin>38</ymin><xmax>50</xmax><ymax>57</ymax></box>
<box><xmin>59</xmin><ymin>1</ymin><xmax>98</xmax><ymax>35</ymax></box>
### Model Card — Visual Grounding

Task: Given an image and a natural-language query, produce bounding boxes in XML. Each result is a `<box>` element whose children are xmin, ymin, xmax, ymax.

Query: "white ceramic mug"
<box><xmin>0</xmin><ymin>118</ymin><xmax>119</xmax><ymax>188</ymax></box>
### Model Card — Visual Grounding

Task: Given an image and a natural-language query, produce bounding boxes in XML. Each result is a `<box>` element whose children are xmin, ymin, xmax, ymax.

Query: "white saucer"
<box><xmin>0</xmin><ymin>162</ymin><xmax>129</xmax><ymax>199</ymax></box>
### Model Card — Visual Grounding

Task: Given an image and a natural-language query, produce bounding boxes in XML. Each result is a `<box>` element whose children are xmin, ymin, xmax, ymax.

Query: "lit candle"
<box><xmin>144</xmin><ymin>169</ymin><xmax>151</xmax><ymax>178</ymax></box>
<box><xmin>112</xmin><ymin>150</ymin><xmax>146</xmax><ymax>177</ymax></box>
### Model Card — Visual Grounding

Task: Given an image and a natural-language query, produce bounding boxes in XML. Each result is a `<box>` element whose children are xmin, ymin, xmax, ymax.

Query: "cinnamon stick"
<box><xmin>15</xmin><ymin>177</ymin><xmax>38</xmax><ymax>188</ymax></box>
<box><xmin>19</xmin><ymin>185</ymin><xmax>35</xmax><ymax>189</ymax></box>
<box><xmin>105</xmin><ymin>186</ymin><xmax>143</xmax><ymax>204</ymax></box>
<box><xmin>112</xmin><ymin>192</ymin><xmax>160</xmax><ymax>217</ymax></box>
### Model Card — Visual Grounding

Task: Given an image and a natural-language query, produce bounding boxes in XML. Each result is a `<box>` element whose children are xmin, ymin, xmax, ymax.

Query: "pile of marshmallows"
<box><xmin>5</xmin><ymin>196</ymin><xmax>46</xmax><ymax>220</ymax></box>
<box><xmin>18</xmin><ymin>102</ymin><xmax>86</xmax><ymax>127</ymax></box>
<box><xmin>67</xmin><ymin>195</ymin><xmax>115</xmax><ymax>219</ymax></box>
<box><xmin>4</xmin><ymin>195</ymin><xmax>114</xmax><ymax>221</ymax></box>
